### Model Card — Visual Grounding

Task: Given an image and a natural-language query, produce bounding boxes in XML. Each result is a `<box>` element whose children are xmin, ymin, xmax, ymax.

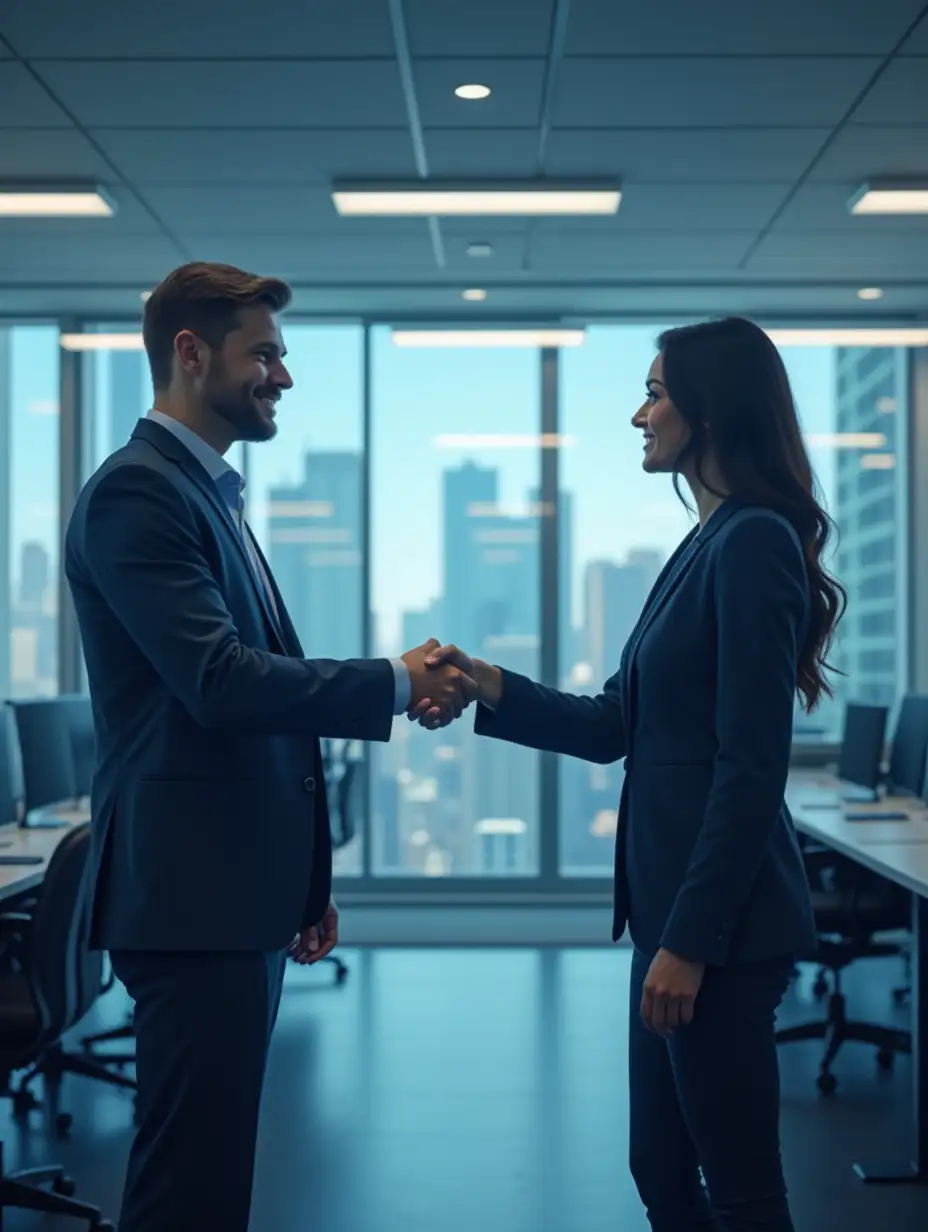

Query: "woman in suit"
<box><xmin>415</xmin><ymin>317</ymin><xmax>844</xmax><ymax>1231</ymax></box>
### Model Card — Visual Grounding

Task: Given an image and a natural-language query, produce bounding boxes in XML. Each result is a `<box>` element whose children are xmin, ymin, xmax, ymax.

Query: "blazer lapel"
<box><xmin>623</xmin><ymin>501</ymin><xmax>743</xmax><ymax>697</ymax></box>
<box><xmin>131</xmin><ymin>420</ymin><xmax>287</xmax><ymax>652</ymax></box>
<box><xmin>245</xmin><ymin>526</ymin><xmax>304</xmax><ymax>656</ymax></box>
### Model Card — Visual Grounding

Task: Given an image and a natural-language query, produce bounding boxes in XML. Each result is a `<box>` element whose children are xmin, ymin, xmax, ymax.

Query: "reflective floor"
<box><xmin>1</xmin><ymin>946</ymin><xmax>925</xmax><ymax>1230</ymax></box>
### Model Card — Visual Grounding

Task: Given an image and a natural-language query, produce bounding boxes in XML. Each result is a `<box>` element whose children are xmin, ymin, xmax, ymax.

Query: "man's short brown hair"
<box><xmin>143</xmin><ymin>262</ymin><xmax>292</xmax><ymax>390</ymax></box>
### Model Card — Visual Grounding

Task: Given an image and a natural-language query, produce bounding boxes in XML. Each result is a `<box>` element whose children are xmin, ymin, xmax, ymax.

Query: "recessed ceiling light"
<box><xmin>0</xmin><ymin>184</ymin><xmax>115</xmax><ymax>217</ymax></box>
<box><xmin>856</xmin><ymin>287</ymin><xmax>884</xmax><ymax>301</ymax></box>
<box><xmin>462</xmin><ymin>288</ymin><xmax>487</xmax><ymax>302</ymax></box>
<box><xmin>455</xmin><ymin>83</ymin><xmax>491</xmax><ymax>100</ymax></box>
<box><xmin>332</xmin><ymin>181</ymin><xmax>621</xmax><ymax>216</ymax></box>
<box><xmin>466</xmin><ymin>242</ymin><xmax>494</xmax><ymax>258</ymax></box>
<box><xmin>850</xmin><ymin>180</ymin><xmax>928</xmax><ymax>215</ymax></box>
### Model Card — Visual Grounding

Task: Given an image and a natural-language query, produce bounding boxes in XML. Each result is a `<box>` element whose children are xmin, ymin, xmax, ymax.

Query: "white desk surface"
<box><xmin>0</xmin><ymin>805</ymin><xmax>90</xmax><ymax>903</ymax></box>
<box><xmin>787</xmin><ymin>769</ymin><xmax>928</xmax><ymax>897</ymax></box>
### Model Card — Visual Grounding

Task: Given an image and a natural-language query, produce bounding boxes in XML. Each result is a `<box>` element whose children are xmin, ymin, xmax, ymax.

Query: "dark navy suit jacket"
<box><xmin>65</xmin><ymin>418</ymin><xmax>395</xmax><ymax>953</ymax></box>
<box><xmin>476</xmin><ymin>501</ymin><xmax>817</xmax><ymax>966</ymax></box>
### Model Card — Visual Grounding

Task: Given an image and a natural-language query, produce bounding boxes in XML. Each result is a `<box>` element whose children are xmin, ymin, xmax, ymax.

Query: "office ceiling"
<box><xmin>0</xmin><ymin>0</ymin><xmax>927</xmax><ymax>323</ymax></box>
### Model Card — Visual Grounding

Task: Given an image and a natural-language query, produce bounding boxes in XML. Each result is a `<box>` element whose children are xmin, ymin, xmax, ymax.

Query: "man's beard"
<box><xmin>206</xmin><ymin>376</ymin><xmax>278</xmax><ymax>443</ymax></box>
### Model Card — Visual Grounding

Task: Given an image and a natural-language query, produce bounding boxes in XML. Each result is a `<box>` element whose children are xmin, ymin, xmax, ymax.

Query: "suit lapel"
<box><xmin>245</xmin><ymin>526</ymin><xmax>304</xmax><ymax>656</ymax></box>
<box><xmin>132</xmin><ymin>420</ymin><xmax>287</xmax><ymax>652</ymax></box>
<box><xmin>623</xmin><ymin>501</ymin><xmax>743</xmax><ymax>698</ymax></box>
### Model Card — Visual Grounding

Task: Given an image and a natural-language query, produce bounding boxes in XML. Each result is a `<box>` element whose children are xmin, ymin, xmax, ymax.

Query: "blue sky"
<box><xmin>9</xmin><ymin>323</ymin><xmax>836</xmax><ymax>652</ymax></box>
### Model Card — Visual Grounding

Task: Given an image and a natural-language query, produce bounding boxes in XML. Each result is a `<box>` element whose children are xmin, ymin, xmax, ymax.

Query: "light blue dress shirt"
<box><xmin>144</xmin><ymin>410</ymin><xmax>410</xmax><ymax>713</ymax></box>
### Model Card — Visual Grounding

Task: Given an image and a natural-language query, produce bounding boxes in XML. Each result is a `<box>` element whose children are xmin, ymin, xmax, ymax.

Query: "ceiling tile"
<box><xmin>852</xmin><ymin>58</ymin><xmax>928</xmax><ymax>124</ymax></box>
<box><xmin>0</xmin><ymin>61</ymin><xmax>72</xmax><ymax>126</ymax></box>
<box><xmin>441</xmin><ymin>232</ymin><xmax>529</xmax><ymax>270</ymax></box>
<box><xmin>529</xmin><ymin>231</ymin><xmax>754</xmax><ymax>270</ymax></box>
<box><xmin>2</xmin><ymin>0</ymin><xmax>396</xmax><ymax>56</ymax></box>
<box><xmin>811</xmin><ymin>123</ymin><xmax>928</xmax><ymax>181</ymax></box>
<box><xmin>531</xmin><ymin>183</ymin><xmax>790</xmax><ymax>232</ymax></box>
<box><xmin>32</xmin><ymin>60</ymin><xmax>408</xmax><ymax>128</ymax></box>
<box><xmin>0</xmin><ymin>233</ymin><xmax>181</xmax><ymax>277</ymax></box>
<box><xmin>565</xmin><ymin>0</ymin><xmax>928</xmax><ymax>53</ymax></box>
<box><xmin>415</xmin><ymin>58</ymin><xmax>545</xmax><ymax>127</ymax></box>
<box><xmin>184</xmin><ymin>232</ymin><xmax>438</xmax><ymax>274</ymax></box>
<box><xmin>91</xmin><ymin>129</ymin><xmax>417</xmax><ymax>185</ymax></box>
<box><xmin>406</xmin><ymin>0</ymin><xmax>555</xmax><ymax>54</ymax></box>
<box><xmin>424</xmin><ymin>128</ymin><xmax>539</xmax><ymax>176</ymax></box>
<box><xmin>553</xmin><ymin>58</ymin><xmax>881</xmax><ymax>127</ymax></box>
<box><xmin>141</xmin><ymin>185</ymin><xmax>411</xmax><ymax>233</ymax></box>
<box><xmin>747</xmin><ymin>230</ymin><xmax>928</xmax><ymax>274</ymax></box>
<box><xmin>544</xmin><ymin>128</ymin><xmax>829</xmax><ymax>182</ymax></box>
<box><xmin>774</xmin><ymin>182</ymin><xmax>928</xmax><ymax>231</ymax></box>
<box><xmin>0</xmin><ymin>128</ymin><xmax>111</xmax><ymax>177</ymax></box>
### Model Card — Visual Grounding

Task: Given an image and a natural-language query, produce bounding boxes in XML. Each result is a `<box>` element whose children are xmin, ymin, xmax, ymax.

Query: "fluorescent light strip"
<box><xmin>392</xmin><ymin>329</ymin><xmax>585</xmax><ymax>348</ymax></box>
<box><xmin>0</xmin><ymin>188</ymin><xmax>114</xmax><ymax>217</ymax></box>
<box><xmin>333</xmin><ymin>185</ymin><xmax>620</xmax><ymax>216</ymax></box>
<box><xmin>60</xmin><ymin>333</ymin><xmax>143</xmax><ymax>351</ymax></box>
<box><xmin>767</xmin><ymin>329</ymin><xmax>928</xmax><ymax>347</ymax></box>
<box><xmin>850</xmin><ymin>185</ymin><xmax>928</xmax><ymax>215</ymax></box>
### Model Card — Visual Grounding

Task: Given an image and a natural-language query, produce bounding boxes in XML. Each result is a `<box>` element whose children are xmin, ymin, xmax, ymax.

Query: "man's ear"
<box><xmin>174</xmin><ymin>330</ymin><xmax>208</xmax><ymax>377</ymax></box>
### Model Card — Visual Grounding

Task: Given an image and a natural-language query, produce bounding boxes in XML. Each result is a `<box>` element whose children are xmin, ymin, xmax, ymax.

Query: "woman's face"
<box><xmin>632</xmin><ymin>351</ymin><xmax>692</xmax><ymax>474</ymax></box>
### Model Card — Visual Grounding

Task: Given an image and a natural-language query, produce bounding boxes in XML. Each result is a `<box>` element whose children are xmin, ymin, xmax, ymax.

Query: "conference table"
<box><xmin>787</xmin><ymin>770</ymin><xmax>928</xmax><ymax>1184</ymax></box>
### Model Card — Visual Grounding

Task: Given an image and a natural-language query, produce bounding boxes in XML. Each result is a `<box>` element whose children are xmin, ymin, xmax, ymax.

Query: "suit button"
<box><xmin>303</xmin><ymin>776</ymin><xmax>316</xmax><ymax>793</ymax></box>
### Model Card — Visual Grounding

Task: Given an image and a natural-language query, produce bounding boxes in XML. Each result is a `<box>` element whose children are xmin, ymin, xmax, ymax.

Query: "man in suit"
<box><xmin>65</xmin><ymin>261</ymin><xmax>474</xmax><ymax>1232</ymax></box>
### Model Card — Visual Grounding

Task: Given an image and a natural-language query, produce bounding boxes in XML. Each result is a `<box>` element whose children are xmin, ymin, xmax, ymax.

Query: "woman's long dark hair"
<box><xmin>658</xmin><ymin>316</ymin><xmax>845</xmax><ymax>712</ymax></box>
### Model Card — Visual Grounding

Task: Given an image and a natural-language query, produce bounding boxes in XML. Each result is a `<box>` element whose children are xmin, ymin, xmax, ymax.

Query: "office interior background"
<box><xmin>1</xmin><ymin>2</ymin><xmax>928</xmax><ymax>1228</ymax></box>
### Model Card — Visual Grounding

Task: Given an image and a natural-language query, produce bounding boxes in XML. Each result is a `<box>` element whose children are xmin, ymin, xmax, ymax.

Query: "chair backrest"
<box><xmin>837</xmin><ymin>702</ymin><xmax>888</xmax><ymax>791</ymax></box>
<box><xmin>323</xmin><ymin>741</ymin><xmax>360</xmax><ymax>850</ymax></box>
<box><xmin>59</xmin><ymin>695</ymin><xmax>95</xmax><ymax>798</ymax></box>
<box><xmin>6</xmin><ymin>698</ymin><xmax>77</xmax><ymax>813</ymax></box>
<box><xmin>887</xmin><ymin>694</ymin><xmax>928</xmax><ymax>798</ymax></box>
<box><xmin>0</xmin><ymin>705</ymin><xmax>25</xmax><ymax>825</ymax></box>
<box><xmin>27</xmin><ymin>823</ymin><xmax>102</xmax><ymax>1041</ymax></box>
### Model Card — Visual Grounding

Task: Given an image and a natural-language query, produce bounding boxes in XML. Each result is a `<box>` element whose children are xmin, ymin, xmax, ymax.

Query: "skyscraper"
<box><xmin>831</xmin><ymin>347</ymin><xmax>906</xmax><ymax>719</ymax></box>
<box><xmin>267</xmin><ymin>451</ymin><xmax>362</xmax><ymax>659</ymax></box>
<box><xmin>583</xmin><ymin>550</ymin><xmax>663</xmax><ymax>684</ymax></box>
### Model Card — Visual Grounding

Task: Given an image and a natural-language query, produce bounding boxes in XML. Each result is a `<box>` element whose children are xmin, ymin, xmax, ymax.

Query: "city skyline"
<box><xmin>3</xmin><ymin>323</ymin><xmax>905</xmax><ymax>877</ymax></box>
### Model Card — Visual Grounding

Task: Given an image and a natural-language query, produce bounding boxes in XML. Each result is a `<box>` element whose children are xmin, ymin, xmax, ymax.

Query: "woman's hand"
<box><xmin>409</xmin><ymin>645</ymin><xmax>502</xmax><ymax>728</ymax></box>
<box><xmin>640</xmin><ymin>947</ymin><xmax>705</xmax><ymax>1036</ymax></box>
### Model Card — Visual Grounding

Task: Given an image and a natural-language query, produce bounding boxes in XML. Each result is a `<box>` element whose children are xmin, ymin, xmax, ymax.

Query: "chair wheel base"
<box><xmin>817</xmin><ymin>1070</ymin><xmax>838</xmax><ymax>1095</ymax></box>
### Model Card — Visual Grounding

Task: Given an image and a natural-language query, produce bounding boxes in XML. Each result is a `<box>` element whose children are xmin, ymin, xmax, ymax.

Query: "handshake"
<box><xmin>400</xmin><ymin>639</ymin><xmax>503</xmax><ymax>730</ymax></box>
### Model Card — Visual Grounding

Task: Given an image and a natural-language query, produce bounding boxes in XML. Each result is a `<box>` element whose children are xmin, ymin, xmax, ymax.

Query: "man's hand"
<box><xmin>640</xmin><ymin>947</ymin><xmax>705</xmax><ymax>1036</ymax></box>
<box><xmin>401</xmin><ymin>638</ymin><xmax>477</xmax><ymax>725</ymax></box>
<box><xmin>289</xmin><ymin>898</ymin><xmax>339</xmax><ymax>965</ymax></box>
<box><xmin>409</xmin><ymin>645</ymin><xmax>503</xmax><ymax>729</ymax></box>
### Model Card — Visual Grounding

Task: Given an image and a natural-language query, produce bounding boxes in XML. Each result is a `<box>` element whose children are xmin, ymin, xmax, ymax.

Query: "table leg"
<box><xmin>854</xmin><ymin>891</ymin><xmax>928</xmax><ymax>1184</ymax></box>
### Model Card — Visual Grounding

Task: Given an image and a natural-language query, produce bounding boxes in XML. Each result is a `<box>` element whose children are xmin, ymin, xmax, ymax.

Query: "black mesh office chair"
<box><xmin>776</xmin><ymin>845</ymin><xmax>911</xmax><ymax>1094</ymax></box>
<box><xmin>0</xmin><ymin>824</ymin><xmax>117</xmax><ymax>1228</ymax></box>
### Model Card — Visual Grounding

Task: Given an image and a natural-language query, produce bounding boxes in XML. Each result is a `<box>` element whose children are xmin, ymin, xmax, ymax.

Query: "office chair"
<box><xmin>776</xmin><ymin>845</ymin><xmax>911</xmax><ymax>1094</ymax></box>
<box><xmin>316</xmin><ymin>744</ymin><xmax>360</xmax><ymax>985</ymax></box>
<box><xmin>0</xmin><ymin>824</ymin><xmax>116</xmax><ymax>1228</ymax></box>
